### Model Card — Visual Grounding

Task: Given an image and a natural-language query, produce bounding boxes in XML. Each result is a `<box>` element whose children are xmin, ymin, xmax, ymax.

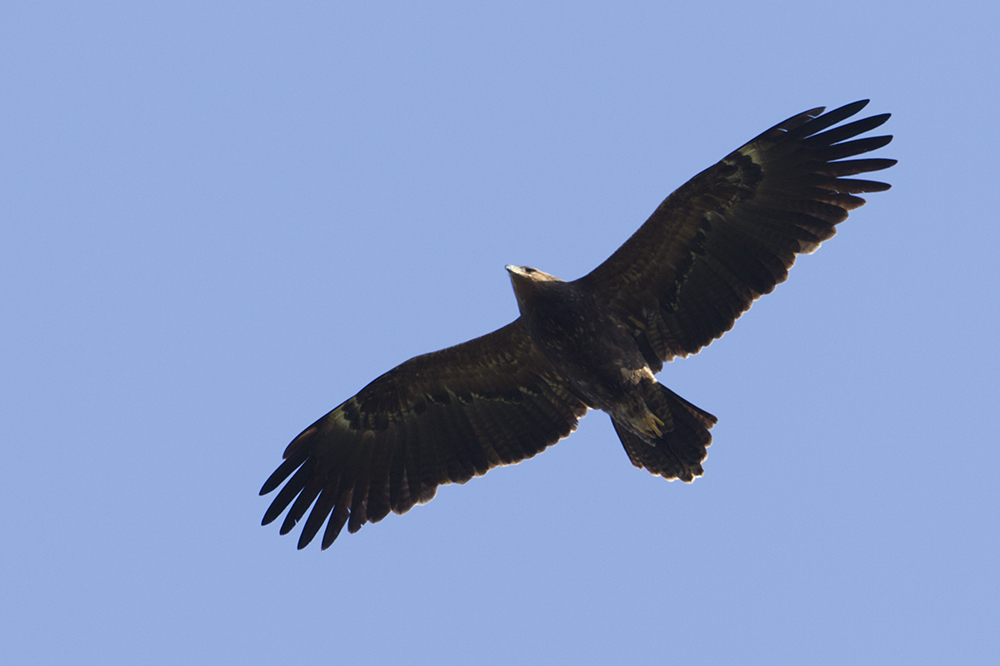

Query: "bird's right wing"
<box><xmin>260</xmin><ymin>319</ymin><xmax>589</xmax><ymax>549</ymax></box>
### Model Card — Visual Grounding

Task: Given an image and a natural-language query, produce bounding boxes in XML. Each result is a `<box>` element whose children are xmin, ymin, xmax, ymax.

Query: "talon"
<box><xmin>644</xmin><ymin>413</ymin><xmax>664</xmax><ymax>437</ymax></box>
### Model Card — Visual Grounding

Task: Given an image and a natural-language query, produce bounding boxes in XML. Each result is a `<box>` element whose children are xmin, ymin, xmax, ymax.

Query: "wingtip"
<box><xmin>868</xmin><ymin>157</ymin><xmax>898</xmax><ymax>173</ymax></box>
<box><xmin>865</xmin><ymin>113</ymin><xmax>893</xmax><ymax>132</ymax></box>
<box><xmin>259</xmin><ymin>470</ymin><xmax>285</xmax><ymax>496</ymax></box>
<box><xmin>262</xmin><ymin>491</ymin><xmax>292</xmax><ymax>526</ymax></box>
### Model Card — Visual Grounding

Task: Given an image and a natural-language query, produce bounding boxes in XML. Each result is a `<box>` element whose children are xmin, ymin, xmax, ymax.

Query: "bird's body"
<box><xmin>507</xmin><ymin>266</ymin><xmax>646</xmax><ymax>414</ymax></box>
<box><xmin>261</xmin><ymin>100</ymin><xmax>896</xmax><ymax>549</ymax></box>
<box><xmin>506</xmin><ymin>265</ymin><xmax>710</xmax><ymax>470</ymax></box>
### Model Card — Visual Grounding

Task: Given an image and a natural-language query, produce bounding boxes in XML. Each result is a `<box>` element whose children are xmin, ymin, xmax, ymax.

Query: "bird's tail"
<box><xmin>611</xmin><ymin>383</ymin><xmax>717</xmax><ymax>482</ymax></box>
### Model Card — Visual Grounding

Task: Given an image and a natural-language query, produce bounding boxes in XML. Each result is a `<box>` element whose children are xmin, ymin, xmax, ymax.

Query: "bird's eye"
<box><xmin>526</xmin><ymin>268</ymin><xmax>536</xmax><ymax>273</ymax></box>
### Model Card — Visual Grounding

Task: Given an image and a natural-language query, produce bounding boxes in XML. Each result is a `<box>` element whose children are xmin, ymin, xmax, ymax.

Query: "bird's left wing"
<box><xmin>260</xmin><ymin>319</ymin><xmax>589</xmax><ymax>549</ymax></box>
<box><xmin>577</xmin><ymin>100</ymin><xmax>895</xmax><ymax>369</ymax></box>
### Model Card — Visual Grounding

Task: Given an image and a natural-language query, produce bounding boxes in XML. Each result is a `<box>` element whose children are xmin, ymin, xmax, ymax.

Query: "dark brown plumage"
<box><xmin>261</xmin><ymin>100</ymin><xmax>895</xmax><ymax>549</ymax></box>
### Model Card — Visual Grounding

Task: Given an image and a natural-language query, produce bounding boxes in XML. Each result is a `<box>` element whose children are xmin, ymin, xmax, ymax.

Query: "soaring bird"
<box><xmin>261</xmin><ymin>100</ymin><xmax>895</xmax><ymax>549</ymax></box>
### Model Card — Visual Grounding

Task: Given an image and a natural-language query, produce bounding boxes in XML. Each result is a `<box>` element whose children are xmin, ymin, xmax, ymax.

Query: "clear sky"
<box><xmin>3</xmin><ymin>2</ymin><xmax>997</xmax><ymax>664</ymax></box>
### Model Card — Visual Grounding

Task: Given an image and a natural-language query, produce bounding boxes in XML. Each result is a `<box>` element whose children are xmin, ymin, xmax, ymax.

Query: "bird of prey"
<box><xmin>261</xmin><ymin>100</ymin><xmax>895</xmax><ymax>549</ymax></box>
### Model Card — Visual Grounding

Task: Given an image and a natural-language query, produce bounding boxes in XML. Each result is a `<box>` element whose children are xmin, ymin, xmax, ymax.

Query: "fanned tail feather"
<box><xmin>612</xmin><ymin>383</ymin><xmax>716</xmax><ymax>482</ymax></box>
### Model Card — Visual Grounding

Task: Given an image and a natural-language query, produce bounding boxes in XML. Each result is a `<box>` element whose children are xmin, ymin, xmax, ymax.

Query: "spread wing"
<box><xmin>260</xmin><ymin>320</ymin><xmax>589</xmax><ymax>549</ymax></box>
<box><xmin>577</xmin><ymin>100</ymin><xmax>895</xmax><ymax>369</ymax></box>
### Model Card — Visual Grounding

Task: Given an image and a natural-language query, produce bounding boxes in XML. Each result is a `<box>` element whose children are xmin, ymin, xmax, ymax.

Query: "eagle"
<box><xmin>261</xmin><ymin>100</ymin><xmax>895</xmax><ymax>549</ymax></box>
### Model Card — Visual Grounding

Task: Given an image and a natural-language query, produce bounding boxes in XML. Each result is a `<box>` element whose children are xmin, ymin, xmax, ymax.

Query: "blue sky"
<box><xmin>2</xmin><ymin>2</ymin><xmax>997</xmax><ymax>664</ymax></box>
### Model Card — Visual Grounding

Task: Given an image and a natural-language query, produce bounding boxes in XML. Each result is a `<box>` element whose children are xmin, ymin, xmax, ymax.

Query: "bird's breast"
<box><xmin>519</xmin><ymin>286</ymin><xmax>650</xmax><ymax>408</ymax></box>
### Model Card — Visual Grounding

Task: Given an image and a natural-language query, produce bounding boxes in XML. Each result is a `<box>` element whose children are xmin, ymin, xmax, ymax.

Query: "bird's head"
<box><xmin>505</xmin><ymin>265</ymin><xmax>564</xmax><ymax>309</ymax></box>
<box><xmin>505</xmin><ymin>265</ymin><xmax>562</xmax><ymax>283</ymax></box>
